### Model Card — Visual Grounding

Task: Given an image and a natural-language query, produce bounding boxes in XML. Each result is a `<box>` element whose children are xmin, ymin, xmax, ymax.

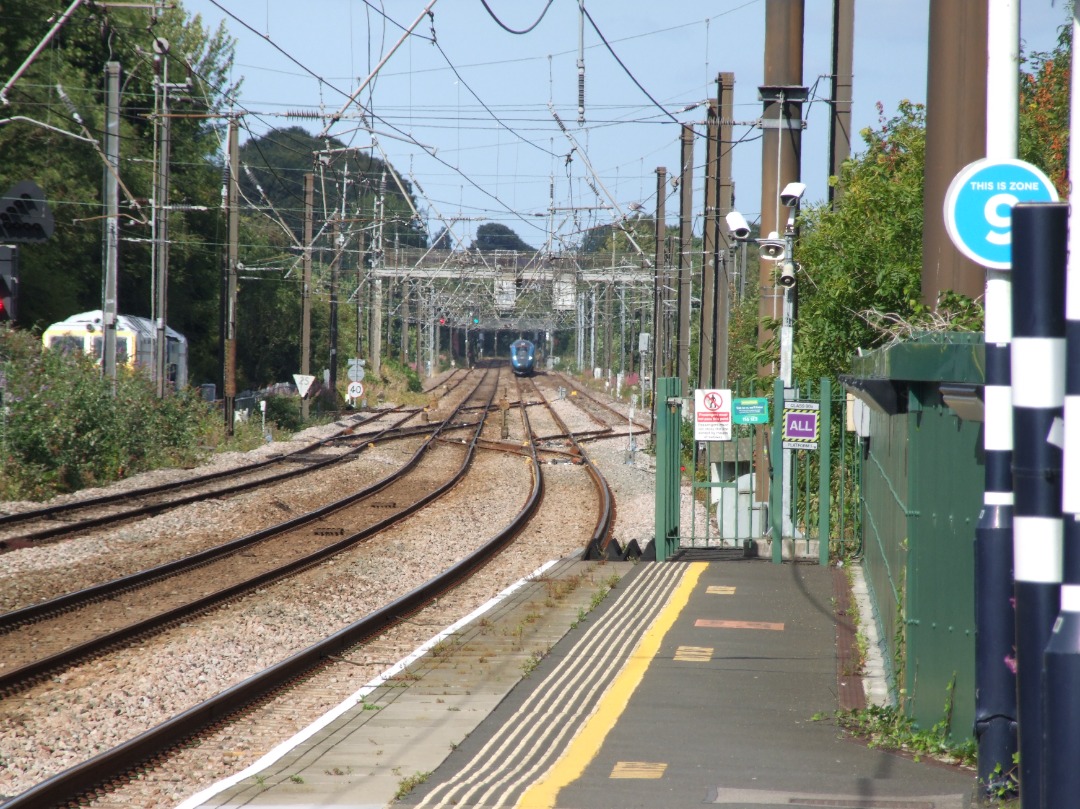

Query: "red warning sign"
<box><xmin>694</xmin><ymin>389</ymin><xmax>732</xmax><ymax>441</ymax></box>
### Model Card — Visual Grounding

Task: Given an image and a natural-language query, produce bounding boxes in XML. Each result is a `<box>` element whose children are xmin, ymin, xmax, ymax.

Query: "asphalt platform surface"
<box><xmin>188</xmin><ymin>553</ymin><xmax>976</xmax><ymax>809</ymax></box>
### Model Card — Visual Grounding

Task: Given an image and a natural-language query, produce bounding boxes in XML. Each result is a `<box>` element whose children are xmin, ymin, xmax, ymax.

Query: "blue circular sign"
<box><xmin>944</xmin><ymin>158</ymin><xmax>1058</xmax><ymax>269</ymax></box>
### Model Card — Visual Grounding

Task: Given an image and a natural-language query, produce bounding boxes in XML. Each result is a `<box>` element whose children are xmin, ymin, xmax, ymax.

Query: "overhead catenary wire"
<box><xmin>10</xmin><ymin>0</ymin><xmax>747</xmax><ymax>329</ymax></box>
<box><xmin>478</xmin><ymin>0</ymin><xmax>556</xmax><ymax>35</ymax></box>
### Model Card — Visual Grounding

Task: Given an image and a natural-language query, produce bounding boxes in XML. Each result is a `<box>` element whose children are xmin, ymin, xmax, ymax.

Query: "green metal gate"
<box><xmin>654</xmin><ymin>376</ymin><xmax>861</xmax><ymax>564</ymax></box>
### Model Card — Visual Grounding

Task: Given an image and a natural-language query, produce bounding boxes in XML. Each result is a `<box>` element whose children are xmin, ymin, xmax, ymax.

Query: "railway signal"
<box><xmin>0</xmin><ymin>181</ymin><xmax>54</xmax><ymax>244</ymax></box>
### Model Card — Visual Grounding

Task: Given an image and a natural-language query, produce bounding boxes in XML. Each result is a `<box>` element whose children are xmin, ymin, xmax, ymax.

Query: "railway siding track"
<box><xmin>516</xmin><ymin>375</ymin><xmax>618</xmax><ymax>560</ymax></box>
<box><xmin>0</xmin><ymin>372</ymin><xmax>478</xmax><ymax>552</ymax></box>
<box><xmin>549</xmin><ymin>371</ymin><xmax>651</xmax><ymax>436</ymax></box>
<box><xmin>0</xmin><ymin>409</ymin><xmax>414</xmax><ymax>550</ymax></box>
<box><xmin>2</xmin><ymin>365</ymin><xmax>581</xmax><ymax>809</ymax></box>
<box><xmin>0</xmin><ymin>371</ymin><xmax>500</xmax><ymax>695</ymax></box>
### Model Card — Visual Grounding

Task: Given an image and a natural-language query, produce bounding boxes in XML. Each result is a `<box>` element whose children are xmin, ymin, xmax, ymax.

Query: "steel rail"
<box><xmin>516</xmin><ymin>376</ymin><xmax>615</xmax><ymax>559</ymax></box>
<box><xmin>0</xmin><ymin>364</ymin><xmax>477</xmax><ymax>541</ymax></box>
<box><xmin>0</xmin><ymin>363</ymin><xmax>479</xmax><ymax>538</ymax></box>
<box><xmin>0</xmin><ymin>372</ymin><xmax>499</xmax><ymax>693</ymax></box>
<box><xmin>3</xmin><ymin>367</ymin><xmax>543</xmax><ymax>809</ymax></box>
<box><xmin>552</xmin><ymin>371</ymin><xmax>651</xmax><ymax>431</ymax></box>
<box><xmin>0</xmin><ymin>408</ymin><xmax>425</xmax><ymax>547</ymax></box>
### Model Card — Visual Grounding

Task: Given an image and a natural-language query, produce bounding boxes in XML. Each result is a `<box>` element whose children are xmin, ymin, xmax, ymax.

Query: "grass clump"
<box><xmin>832</xmin><ymin>698</ymin><xmax>975</xmax><ymax>768</ymax></box>
<box><xmin>395</xmin><ymin>770</ymin><xmax>432</xmax><ymax>799</ymax></box>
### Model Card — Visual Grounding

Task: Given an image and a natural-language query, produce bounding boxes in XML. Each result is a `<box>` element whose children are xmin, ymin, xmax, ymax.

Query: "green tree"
<box><xmin>233</xmin><ymin>127</ymin><xmax>426</xmax><ymax>390</ymax></box>
<box><xmin>792</xmin><ymin>101</ymin><xmax>927</xmax><ymax>383</ymax></box>
<box><xmin>472</xmin><ymin>222</ymin><xmax>534</xmax><ymax>252</ymax></box>
<box><xmin>579</xmin><ymin>214</ymin><xmax>658</xmax><ymax>258</ymax></box>
<box><xmin>1019</xmin><ymin>14</ymin><xmax>1072</xmax><ymax>195</ymax></box>
<box><xmin>790</xmin><ymin>13</ymin><xmax>1072</xmax><ymax>386</ymax></box>
<box><xmin>239</xmin><ymin>127</ymin><xmax>426</xmax><ymax>251</ymax></box>
<box><xmin>0</xmin><ymin>1</ymin><xmax>238</xmax><ymax>385</ymax></box>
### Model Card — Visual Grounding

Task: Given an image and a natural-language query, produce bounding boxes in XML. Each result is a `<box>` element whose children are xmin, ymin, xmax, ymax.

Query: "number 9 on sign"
<box><xmin>943</xmin><ymin>158</ymin><xmax>1058</xmax><ymax>270</ymax></box>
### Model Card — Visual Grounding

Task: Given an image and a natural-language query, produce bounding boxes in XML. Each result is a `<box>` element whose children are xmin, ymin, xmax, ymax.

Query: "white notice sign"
<box><xmin>293</xmin><ymin>374</ymin><xmax>316</xmax><ymax>398</ymax></box>
<box><xmin>694</xmin><ymin>388</ymin><xmax>732</xmax><ymax>442</ymax></box>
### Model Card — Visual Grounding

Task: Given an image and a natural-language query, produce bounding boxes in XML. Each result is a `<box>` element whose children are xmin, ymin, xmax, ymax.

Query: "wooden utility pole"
<box><xmin>400</xmin><ymin>281</ymin><xmax>410</xmax><ymax>364</ymax></box>
<box><xmin>153</xmin><ymin>56</ymin><xmax>172</xmax><ymax>398</ymax></box>
<box><xmin>715</xmin><ymin>71</ymin><xmax>735</xmax><ymax>387</ymax></box>
<box><xmin>921</xmin><ymin>1</ymin><xmax>987</xmax><ymax>304</ymax></box>
<box><xmin>329</xmin><ymin>218</ymin><xmax>340</xmax><ymax>403</ymax></box>
<box><xmin>301</xmin><ymin>172</ymin><xmax>313</xmax><ymax>421</ymax></box>
<box><xmin>758</xmin><ymin>0</ymin><xmax>805</xmax><ymax>379</ymax></box>
<box><xmin>677</xmin><ymin>125</ymin><xmax>694</xmax><ymax>395</ymax></box>
<box><xmin>757</xmin><ymin>0</ymin><xmax>806</xmax><ymax>500</ymax></box>
<box><xmin>102</xmin><ymin>61</ymin><xmax>120</xmax><ymax>390</ymax></box>
<box><xmin>224</xmin><ymin>118</ymin><xmax>239</xmax><ymax>434</ymax></box>
<box><xmin>414</xmin><ymin>291</ymin><xmax>421</xmax><ymax>374</ymax></box>
<box><xmin>698</xmin><ymin>98</ymin><xmax>720</xmax><ymax>391</ymax></box>
<box><xmin>828</xmin><ymin>0</ymin><xmax>855</xmax><ymax>204</ymax></box>
<box><xmin>651</xmin><ymin>166</ymin><xmax>667</xmax><ymax>428</ymax></box>
<box><xmin>604</xmin><ymin>278</ymin><xmax>612</xmax><ymax>375</ymax></box>
<box><xmin>369</xmin><ymin>171</ymin><xmax>386</xmax><ymax>376</ymax></box>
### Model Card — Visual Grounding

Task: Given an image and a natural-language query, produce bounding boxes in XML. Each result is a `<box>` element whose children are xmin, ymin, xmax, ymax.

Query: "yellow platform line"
<box><xmin>515</xmin><ymin>562</ymin><xmax>707</xmax><ymax>809</ymax></box>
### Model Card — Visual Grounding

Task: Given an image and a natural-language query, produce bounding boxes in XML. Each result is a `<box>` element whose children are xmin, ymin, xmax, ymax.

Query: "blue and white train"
<box><xmin>509</xmin><ymin>339</ymin><xmax>536</xmax><ymax>376</ymax></box>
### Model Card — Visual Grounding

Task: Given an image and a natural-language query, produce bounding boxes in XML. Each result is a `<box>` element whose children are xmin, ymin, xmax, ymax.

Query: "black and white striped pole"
<box><xmin>1044</xmin><ymin>233</ymin><xmax>1080</xmax><ymax>804</ymax></box>
<box><xmin>973</xmin><ymin>4</ymin><xmax>1019</xmax><ymax>787</ymax></box>
<box><xmin>1043</xmin><ymin>12</ymin><xmax>1080</xmax><ymax>804</ymax></box>
<box><xmin>1010</xmin><ymin>202</ymin><xmax>1066</xmax><ymax>809</ymax></box>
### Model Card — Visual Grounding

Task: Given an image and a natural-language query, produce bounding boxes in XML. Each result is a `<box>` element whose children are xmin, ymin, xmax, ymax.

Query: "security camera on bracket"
<box><xmin>724</xmin><ymin>210</ymin><xmax>751</xmax><ymax>240</ymax></box>
<box><xmin>779</xmin><ymin>181</ymin><xmax>806</xmax><ymax>208</ymax></box>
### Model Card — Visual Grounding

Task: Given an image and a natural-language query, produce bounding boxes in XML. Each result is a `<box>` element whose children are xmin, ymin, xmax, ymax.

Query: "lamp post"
<box><xmin>729</xmin><ymin>181</ymin><xmax>804</xmax><ymax>547</ymax></box>
<box><xmin>776</xmin><ymin>183</ymin><xmax>804</xmax><ymax>544</ymax></box>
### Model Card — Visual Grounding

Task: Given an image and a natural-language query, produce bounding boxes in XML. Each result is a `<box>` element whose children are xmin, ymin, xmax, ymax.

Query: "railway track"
<box><xmin>0</xmin><ymin>370</ymin><xmax>500</xmax><ymax>694</ymax></box>
<box><xmin>0</xmin><ymin>372</ymin><xmax>475</xmax><ymax>553</ymax></box>
<box><xmin>1</xmin><ymin>364</ymin><xmax>627</xmax><ymax>808</ymax></box>
<box><xmin>516</xmin><ymin>374</ymin><xmax>618</xmax><ymax>559</ymax></box>
<box><xmin>549</xmin><ymin>371</ymin><xmax>651</xmax><ymax>437</ymax></box>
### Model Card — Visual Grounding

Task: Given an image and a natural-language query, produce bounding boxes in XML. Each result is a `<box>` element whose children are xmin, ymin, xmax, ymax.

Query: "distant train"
<box><xmin>510</xmin><ymin>339</ymin><xmax>536</xmax><ymax>376</ymax></box>
<box><xmin>42</xmin><ymin>310</ymin><xmax>189</xmax><ymax>389</ymax></box>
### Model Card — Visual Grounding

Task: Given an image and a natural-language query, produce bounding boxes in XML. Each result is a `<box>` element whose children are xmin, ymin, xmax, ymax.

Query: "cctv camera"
<box><xmin>780</xmin><ymin>181</ymin><xmax>806</xmax><ymax>208</ymax></box>
<box><xmin>778</xmin><ymin>260</ymin><xmax>797</xmax><ymax>287</ymax></box>
<box><xmin>757</xmin><ymin>231</ymin><xmax>786</xmax><ymax>261</ymax></box>
<box><xmin>725</xmin><ymin>211</ymin><xmax>750</xmax><ymax>240</ymax></box>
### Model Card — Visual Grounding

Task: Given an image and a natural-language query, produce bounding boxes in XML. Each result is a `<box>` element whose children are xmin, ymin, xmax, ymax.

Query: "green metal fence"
<box><xmin>846</xmin><ymin>333</ymin><xmax>984</xmax><ymax>739</ymax></box>
<box><xmin>684</xmin><ymin>378</ymin><xmax>765</xmax><ymax>551</ymax></box>
<box><xmin>662</xmin><ymin>376</ymin><xmax>861</xmax><ymax>564</ymax></box>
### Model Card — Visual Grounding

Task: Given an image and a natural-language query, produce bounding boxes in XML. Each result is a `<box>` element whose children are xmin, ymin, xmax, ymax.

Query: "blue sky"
<box><xmin>181</xmin><ymin>0</ymin><xmax>1069</xmax><ymax>249</ymax></box>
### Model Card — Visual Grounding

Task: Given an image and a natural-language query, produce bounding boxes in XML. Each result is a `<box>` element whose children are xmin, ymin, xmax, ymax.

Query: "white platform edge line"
<box><xmin>172</xmin><ymin>558</ymin><xmax>562</xmax><ymax>809</ymax></box>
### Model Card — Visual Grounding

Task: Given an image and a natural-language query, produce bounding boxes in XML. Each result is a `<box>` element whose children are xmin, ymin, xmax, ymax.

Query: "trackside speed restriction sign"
<box><xmin>347</xmin><ymin>381</ymin><xmax>364</xmax><ymax>400</ymax></box>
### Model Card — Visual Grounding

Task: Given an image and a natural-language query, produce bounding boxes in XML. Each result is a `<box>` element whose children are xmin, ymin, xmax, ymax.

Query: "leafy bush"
<box><xmin>380</xmin><ymin>357</ymin><xmax>422</xmax><ymax>393</ymax></box>
<box><xmin>0</xmin><ymin>327</ymin><xmax>218</xmax><ymax>500</ymax></box>
<box><xmin>263</xmin><ymin>394</ymin><xmax>303</xmax><ymax>432</ymax></box>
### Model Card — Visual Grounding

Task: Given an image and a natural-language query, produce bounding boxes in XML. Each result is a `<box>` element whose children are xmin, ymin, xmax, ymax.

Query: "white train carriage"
<box><xmin>42</xmin><ymin>310</ymin><xmax>188</xmax><ymax>389</ymax></box>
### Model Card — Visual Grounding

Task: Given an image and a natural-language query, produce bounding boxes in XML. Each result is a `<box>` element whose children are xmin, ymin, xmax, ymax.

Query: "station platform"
<box><xmin>181</xmin><ymin>554</ymin><xmax>977</xmax><ymax>809</ymax></box>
